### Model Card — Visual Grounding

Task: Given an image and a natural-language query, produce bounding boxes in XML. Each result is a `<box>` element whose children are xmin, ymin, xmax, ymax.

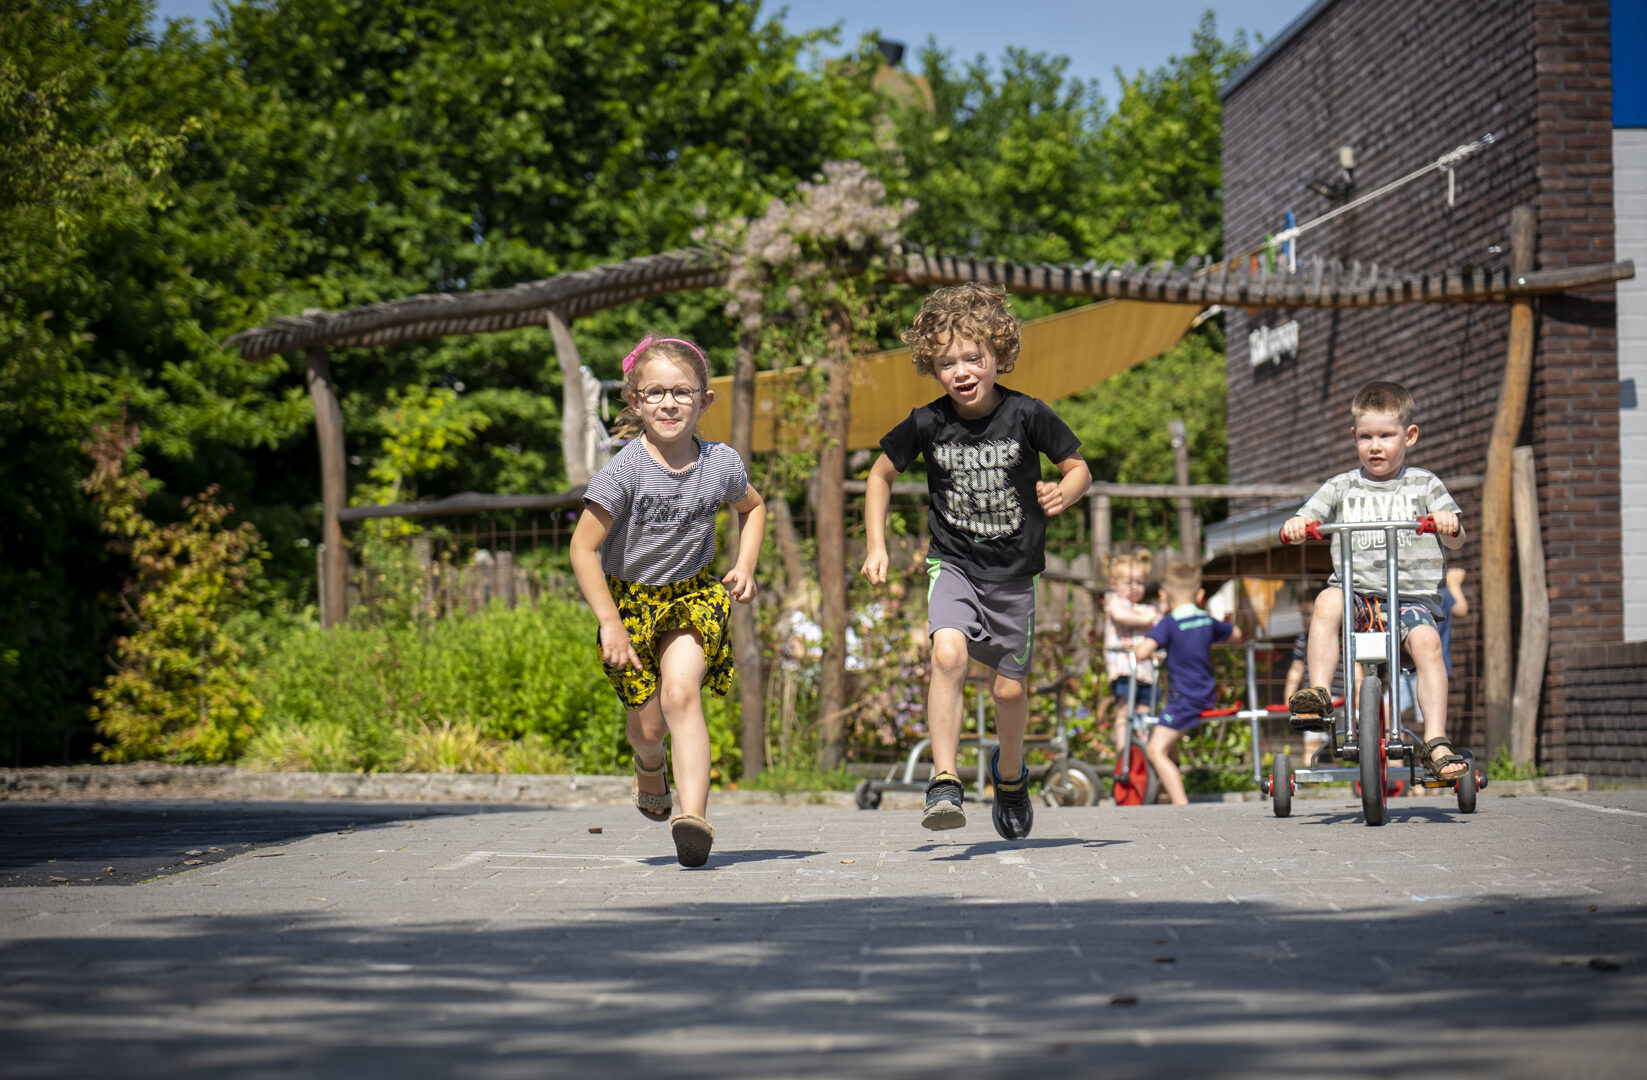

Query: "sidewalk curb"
<box><xmin>0</xmin><ymin>765</ymin><xmax>857</xmax><ymax>808</ymax></box>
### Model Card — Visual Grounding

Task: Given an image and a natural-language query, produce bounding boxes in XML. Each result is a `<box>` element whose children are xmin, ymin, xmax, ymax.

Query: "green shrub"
<box><xmin>246</xmin><ymin>596</ymin><xmax>741</xmax><ymax>777</ymax></box>
<box><xmin>1487</xmin><ymin>747</ymin><xmax>1543</xmax><ymax>782</ymax></box>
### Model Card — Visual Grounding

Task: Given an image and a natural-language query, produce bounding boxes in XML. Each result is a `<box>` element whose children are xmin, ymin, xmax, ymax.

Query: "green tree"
<box><xmin>81</xmin><ymin>420</ymin><xmax>265</xmax><ymax>763</ymax></box>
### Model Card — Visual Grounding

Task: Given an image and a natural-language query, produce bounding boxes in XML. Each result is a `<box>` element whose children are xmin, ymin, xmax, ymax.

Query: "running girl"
<box><xmin>569</xmin><ymin>335</ymin><xmax>766</xmax><ymax>867</ymax></box>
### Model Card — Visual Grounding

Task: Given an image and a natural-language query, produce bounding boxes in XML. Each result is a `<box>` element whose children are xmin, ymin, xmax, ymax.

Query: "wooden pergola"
<box><xmin>226</xmin><ymin>221</ymin><xmax>1634</xmax><ymax>767</ymax></box>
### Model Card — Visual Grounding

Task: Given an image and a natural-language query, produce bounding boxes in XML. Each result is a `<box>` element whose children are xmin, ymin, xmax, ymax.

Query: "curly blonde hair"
<box><xmin>901</xmin><ymin>282</ymin><xmax>1021</xmax><ymax>377</ymax></box>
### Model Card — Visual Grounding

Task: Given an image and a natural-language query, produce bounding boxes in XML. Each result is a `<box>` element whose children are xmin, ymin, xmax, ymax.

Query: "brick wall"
<box><xmin>1221</xmin><ymin>0</ymin><xmax>1621</xmax><ymax>768</ymax></box>
<box><xmin>1561</xmin><ymin>640</ymin><xmax>1647</xmax><ymax>776</ymax></box>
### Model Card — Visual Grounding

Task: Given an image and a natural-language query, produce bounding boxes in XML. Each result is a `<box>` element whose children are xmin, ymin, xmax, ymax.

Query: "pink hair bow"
<box><xmin>621</xmin><ymin>336</ymin><xmax>709</xmax><ymax>376</ymax></box>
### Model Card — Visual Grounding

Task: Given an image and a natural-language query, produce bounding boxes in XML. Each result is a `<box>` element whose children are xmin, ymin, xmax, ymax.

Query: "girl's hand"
<box><xmin>1036</xmin><ymin>481</ymin><xmax>1067</xmax><ymax>516</ymax></box>
<box><xmin>860</xmin><ymin>547</ymin><xmax>889</xmax><ymax>585</ymax></box>
<box><xmin>599</xmin><ymin>620</ymin><xmax>642</xmax><ymax>670</ymax></box>
<box><xmin>722</xmin><ymin>566</ymin><xmax>758</xmax><ymax>603</ymax></box>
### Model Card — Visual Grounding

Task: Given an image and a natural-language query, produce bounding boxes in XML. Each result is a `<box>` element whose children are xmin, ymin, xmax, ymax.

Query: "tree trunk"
<box><xmin>546</xmin><ymin>308</ymin><xmax>588</xmax><ymax>487</ymax></box>
<box><xmin>728</xmin><ymin>321</ymin><xmax>766</xmax><ymax>781</ymax></box>
<box><xmin>816</xmin><ymin>304</ymin><xmax>852</xmax><ymax>770</ymax></box>
<box><xmin>305</xmin><ymin>346</ymin><xmax>347</xmax><ymax>629</ymax></box>
<box><xmin>1510</xmin><ymin>446</ymin><xmax>1549</xmax><ymax>767</ymax></box>
<box><xmin>1482</xmin><ymin>206</ymin><xmax>1536</xmax><ymax>760</ymax></box>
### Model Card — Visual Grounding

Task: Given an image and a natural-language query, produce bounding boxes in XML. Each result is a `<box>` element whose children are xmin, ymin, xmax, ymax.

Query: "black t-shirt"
<box><xmin>880</xmin><ymin>387</ymin><xmax>1082</xmax><ymax>582</ymax></box>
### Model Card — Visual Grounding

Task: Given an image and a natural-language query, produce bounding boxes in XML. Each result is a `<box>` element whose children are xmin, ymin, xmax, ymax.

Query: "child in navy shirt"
<box><xmin>1133</xmin><ymin>561</ymin><xmax>1242</xmax><ymax>805</ymax></box>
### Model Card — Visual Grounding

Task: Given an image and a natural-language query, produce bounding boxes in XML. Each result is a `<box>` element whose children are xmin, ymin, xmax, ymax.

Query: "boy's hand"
<box><xmin>1036</xmin><ymin>481</ymin><xmax>1067</xmax><ymax>516</ymax></box>
<box><xmin>599</xmin><ymin>619</ymin><xmax>642</xmax><ymax>671</ymax></box>
<box><xmin>722</xmin><ymin>566</ymin><xmax>758</xmax><ymax>603</ymax></box>
<box><xmin>1429</xmin><ymin>510</ymin><xmax>1460</xmax><ymax>537</ymax></box>
<box><xmin>1281</xmin><ymin>515</ymin><xmax>1318</xmax><ymax>543</ymax></box>
<box><xmin>860</xmin><ymin>547</ymin><xmax>889</xmax><ymax>585</ymax></box>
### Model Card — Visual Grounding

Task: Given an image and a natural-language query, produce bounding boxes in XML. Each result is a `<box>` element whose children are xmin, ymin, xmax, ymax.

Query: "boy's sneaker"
<box><xmin>988</xmin><ymin>746</ymin><xmax>1034</xmax><ymax>841</ymax></box>
<box><xmin>922</xmin><ymin>771</ymin><xmax>966</xmax><ymax>830</ymax></box>
<box><xmin>1288</xmin><ymin>686</ymin><xmax>1334</xmax><ymax>732</ymax></box>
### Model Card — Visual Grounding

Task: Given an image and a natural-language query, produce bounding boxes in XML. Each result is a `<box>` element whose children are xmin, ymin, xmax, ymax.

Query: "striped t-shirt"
<box><xmin>583</xmin><ymin>438</ymin><xmax>749</xmax><ymax>585</ymax></box>
<box><xmin>1298</xmin><ymin>465</ymin><xmax>1460</xmax><ymax>615</ymax></box>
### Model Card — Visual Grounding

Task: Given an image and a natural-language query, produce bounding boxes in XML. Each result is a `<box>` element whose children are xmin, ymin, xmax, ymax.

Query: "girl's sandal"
<box><xmin>670</xmin><ymin>814</ymin><xmax>714</xmax><ymax>868</ymax></box>
<box><xmin>1421</xmin><ymin>736</ymin><xmax>1469</xmax><ymax>782</ymax></box>
<box><xmin>632</xmin><ymin>755</ymin><xmax>672</xmax><ymax>822</ymax></box>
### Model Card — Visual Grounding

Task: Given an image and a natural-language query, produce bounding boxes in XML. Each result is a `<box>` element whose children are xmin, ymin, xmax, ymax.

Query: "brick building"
<box><xmin>1219</xmin><ymin>0</ymin><xmax>1642</xmax><ymax>774</ymax></box>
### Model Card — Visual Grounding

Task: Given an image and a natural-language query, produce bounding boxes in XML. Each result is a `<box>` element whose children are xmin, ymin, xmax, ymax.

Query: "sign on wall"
<box><xmin>1249</xmin><ymin>320</ymin><xmax>1299</xmax><ymax>367</ymax></box>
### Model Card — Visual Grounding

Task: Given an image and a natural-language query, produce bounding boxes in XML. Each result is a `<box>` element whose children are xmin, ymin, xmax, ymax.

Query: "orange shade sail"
<box><xmin>695</xmin><ymin>299</ymin><xmax>1201</xmax><ymax>451</ymax></box>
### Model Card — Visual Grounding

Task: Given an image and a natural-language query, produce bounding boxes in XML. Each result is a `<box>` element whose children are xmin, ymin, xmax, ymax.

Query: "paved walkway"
<box><xmin>3</xmin><ymin>792</ymin><xmax>1645</xmax><ymax>1078</ymax></box>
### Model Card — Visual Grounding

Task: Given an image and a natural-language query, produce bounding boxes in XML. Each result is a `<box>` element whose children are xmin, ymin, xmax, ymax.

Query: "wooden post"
<box><xmin>816</xmin><ymin>304</ymin><xmax>852</xmax><ymax>771</ymax></box>
<box><xmin>546</xmin><ymin>308</ymin><xmax>588</xmax><ymax>487</ymax></box>
<box><xmin>1510</xmin><ymin>446</ymin><xmax>1548</xmax><ymax>766</ymax></box>
<box><xmin>1090</xmin><ymin>491</ymin><xmax>1111</xmax><ymax>591</ymax></box>
<box><xmin>306</xmin><ymin>346</ymin><xmax>348</xmax><ymax>629</ymax></box>
<box><xmin>1169</xmin><ymin>418</ymin><xmax>1197</xmax><ymax>558</ymax></box>
<box><xmin>728</xmin><ymin>322</ymin><xmax>766</xmax><ymax>781</ymax></box>
<box><xmin>495</xmin><ymin>549</ymin><xmax>515</xmax><ymax>609</ymax></box>
<box><xmin>1482</xmin><ymin>207</ymin><xmax>1537</xmax><ymax>760</ymax></box>
<box><xmin>412</xmin><ymin>536</ymin><xmax>435</xmax><ymax>618</ymax></box>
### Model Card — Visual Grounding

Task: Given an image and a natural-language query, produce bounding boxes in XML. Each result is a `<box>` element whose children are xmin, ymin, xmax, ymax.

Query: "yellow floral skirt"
<box><xmin>600</xmin><ymin>568</ymin><xmax>734</xmax><ymax>710</ymax></box>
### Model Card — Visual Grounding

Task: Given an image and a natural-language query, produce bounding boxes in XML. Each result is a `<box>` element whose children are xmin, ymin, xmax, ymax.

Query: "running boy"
<box><xmin>861</xmin><ymin>282</ymin><xmax>1091</xmax><ymax>839</ymax></box>
<box><xmin>1133</xmin><ymin>561</ymin><xmax>1242</xmax><ymax>805</ymax></box>
<box><xmin>1281</xmin><ymin>380</ymin><xmax>1468</xmax><ymax>781</ymax></box>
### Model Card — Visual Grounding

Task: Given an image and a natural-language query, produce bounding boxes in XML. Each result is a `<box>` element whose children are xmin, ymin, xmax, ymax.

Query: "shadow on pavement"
<box><xmin>0</xmin><ymin>801</ymin><xmax>519</xmax><ymax>887</ymax></box>
<box><xmin>5</xmin><ymin>891</ymin><xmax>1640</xmax><ymax>1078</ymax></box>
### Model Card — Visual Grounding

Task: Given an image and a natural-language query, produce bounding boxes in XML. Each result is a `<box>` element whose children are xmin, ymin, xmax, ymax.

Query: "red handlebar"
<box><xmin>1278</xmin><ymin>521</ymin><xmax>1322</xmax><ymax>545</ymax></box>
<box><xmin>1282</xmin><ymin>517</ymin><xmax>1457</xmax><ymax>543</ymax></box>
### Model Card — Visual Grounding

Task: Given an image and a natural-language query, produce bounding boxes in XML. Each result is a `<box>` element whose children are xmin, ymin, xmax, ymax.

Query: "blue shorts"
<box><xmin>1111</xmin><ymin>676</ymin><xmax>1158</xmax><ymax>710</ymax></box>
<box><xmin>1156</xmin><ymin>697</ymin><xmax>1215</xmax><ymax>732</ymax></box>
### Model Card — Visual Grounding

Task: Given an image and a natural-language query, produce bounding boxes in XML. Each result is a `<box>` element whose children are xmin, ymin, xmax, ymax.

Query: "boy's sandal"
<box><xmin>632</xmin><ymin>754</ymin><xmax>672</xmax><ymax>822</ymax></box>
<box><xmin>1420</xmin><ymin>736</ymin><xmax>1469</xmax><ymax>781</ymax></box>
<box><xmin>670</xmin><ymin>814</ymin><xmax>714</xmax><ymax>868</ymax></box>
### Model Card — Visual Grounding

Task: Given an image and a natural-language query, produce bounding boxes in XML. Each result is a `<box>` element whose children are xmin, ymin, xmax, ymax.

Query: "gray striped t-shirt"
<box><xmin>1298</xmin><ymin>466</ymin><xmax>1461</xmax><ymax>615</ymax></box>
<box><xmin>583</xmin><ymin>438</ymin><xmax>749</xmax><ymax>585</ymax></box>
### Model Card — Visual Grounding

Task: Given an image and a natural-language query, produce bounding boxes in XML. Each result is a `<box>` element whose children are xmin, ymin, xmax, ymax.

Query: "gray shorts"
<box><xmin>926</xmin><ymin>559</ymin><xmax>1037</xmax><ymax>680</ymax></box>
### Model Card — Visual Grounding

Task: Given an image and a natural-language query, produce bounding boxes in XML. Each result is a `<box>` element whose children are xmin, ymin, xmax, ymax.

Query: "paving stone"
<box><xmin>2</xmin><ymin>794</ymin><xmax>1645</xmax><ymax>1078</ymax></box>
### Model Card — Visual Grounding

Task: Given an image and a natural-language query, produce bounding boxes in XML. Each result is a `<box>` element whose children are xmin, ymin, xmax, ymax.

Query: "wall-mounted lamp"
<box><xmin>1306</xmin><ymin>145</ymin><xmax>1356</xmax><ymax>200</ymax></box>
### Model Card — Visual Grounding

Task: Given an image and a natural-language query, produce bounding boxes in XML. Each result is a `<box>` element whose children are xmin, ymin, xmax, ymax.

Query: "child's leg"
<box><xmin>991</xmin><ymin>671</ymin><xmax>1028</xmax><ymax>778</ymax></box>
<box><xmin>626</xmin><ymin>697</ymin><xmax>669</xmax><ymax>796</ymax></box>
<box><xmin>1145</xmin><ymin>724</ymin><xmax>1188</xmax><ymax>805</ymax></box>
<box><xmin>1404</xmin><ymin>624</ymin><xmax>1465</xmax><ymax>779</ymax></box>
<box><xmin>927</xmin><ymin>628</ymin><xmax>970</xmax><ymax>776</ymax></box>
<box><xmin>1306</xmin><ymin>588</ymin><xmax>1345</xmax><ymax>691</ymax></box>
<box><xmin>656</xmin><ymin>628</ymin><xmax>712</xmax><ymax>818</ymax></box>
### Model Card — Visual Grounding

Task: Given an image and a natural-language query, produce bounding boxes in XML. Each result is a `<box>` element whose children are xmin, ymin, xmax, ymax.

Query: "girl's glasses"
<box><xmin>638</xmin><ymin>387</ymin><xmax>704</xmax><ymax>405</ymax></box>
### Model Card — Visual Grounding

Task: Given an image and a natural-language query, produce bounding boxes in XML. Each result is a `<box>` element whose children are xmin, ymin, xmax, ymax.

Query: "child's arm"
<box><xmin>1283</xmin><ymin>478</ymin><xmax>1339</xmax><ymax>542</ymax></box>
<box><xmin>569</xmin><ymin>504</ymin><xmax>641</xmax><ymax>670</ymax></box>
<box><xmin>1105</xmin><ymin>594</ymin><xmax>1160</xmax><ymax>629</ymax></box>
<box><xmin>1037</xmin><ymin>454</ymin><xmax>1091</xmax><ymax>516</ymax></box>
<box><xmin>1132</xmin><ymin>638</ymin><xmax>1159</xmax><ymax>661</ymax></box>
<box><xmin>1432</xmin><ymin>510</ymin><xmax>1466</xmax><ymax>550</ymax></box>
<box><xmin>859</xmin><ymin>454</ymin><xmax>899</xmax><ymax>585</ymax></box>
<box><xmin>722</xmin><ymin>483</ymin><xmax>766</xmax><ymax>603</ymax></box>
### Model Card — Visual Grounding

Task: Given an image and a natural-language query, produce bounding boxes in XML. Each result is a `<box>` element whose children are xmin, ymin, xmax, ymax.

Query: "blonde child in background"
<box><xmin>570</xmin><ymin>335</ymin><xmax>766</xmax><ymax>867</ymax></box>
<box><xmin>1103</xmin><ymin>550</ymin><xmax>1161</xmax><ymax>754</ymax></box>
